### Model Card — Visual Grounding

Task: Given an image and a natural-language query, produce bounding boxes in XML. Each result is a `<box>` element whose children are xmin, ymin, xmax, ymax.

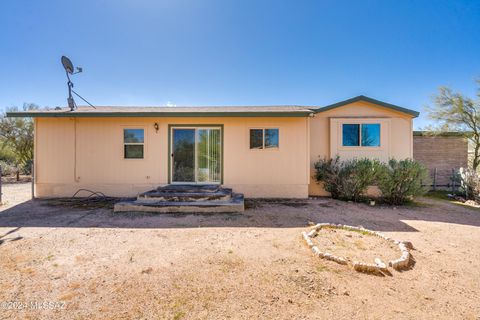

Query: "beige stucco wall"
<box><xmin>34</xmin><ymin>116</ymin><xmax>310</xmax><ymax>198</ymax></box>
<box><xmin>309</xmin><ymin>101</ymin><xmax>414</xmax><ymax>196</ymax></box>
<box><xmin>33</xmin><ymin>101</ymin><xmax>414</xmax><ymax>199</ymax></box>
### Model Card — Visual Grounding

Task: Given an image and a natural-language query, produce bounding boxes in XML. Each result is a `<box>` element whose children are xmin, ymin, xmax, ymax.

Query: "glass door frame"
<box><xmin>168</xmin><ymin>124</ymin><xmax>224</xmax><ymax>184</ymax></box>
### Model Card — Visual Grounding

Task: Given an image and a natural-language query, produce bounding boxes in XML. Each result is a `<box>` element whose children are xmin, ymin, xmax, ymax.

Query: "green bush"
<box><xmin>315</xmin><ymin>157</ymin><xmax>429</xmax><ymax>205</ymax></box>
<box><xmin>0</xmin><ymin>160</ymin><xmax>17</xmax><ymax>176</ymax></box>
<box><xmin>314</xmin><ymin>157</ymin><xmax>381</xmax><ymax>201</ymax></box>
<box><xmin>376</xmin><ymin>159</ymin><xmax>429</xmax><ymax>205</ymax></box>
<box><xmin>314</xmin><ymin>156</ymin><xmax>343</xmax><ymax>199</ymax></box>
<box><xmin>0</xmin><ymin>142</ymin><xmax>16</xmax><ymax>164</ymax></box>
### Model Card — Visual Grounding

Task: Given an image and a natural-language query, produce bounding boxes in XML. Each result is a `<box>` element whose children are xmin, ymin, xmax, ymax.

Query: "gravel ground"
<box><xmin>0</xmin><ymin>183</ymin><xmax>479</xmax><ymax>319</ymax></box>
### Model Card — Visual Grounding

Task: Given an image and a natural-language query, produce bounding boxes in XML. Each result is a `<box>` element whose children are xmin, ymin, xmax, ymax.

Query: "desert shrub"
<box><xmin>376</xmin><ymin>159</ymin><xmax>429</xmax><ymax>205</ymax></box>
<box><xmin>456</xmin><ymin>167</ymin><xmax>480</xmax><ymax>200</ymax></box>
<box><xmin>314</xmin><ymin>157</ymin><xmax>381</xmax><ymax>201</ymax></box>
<box><xmin>314</xmin><ymin>156</ymin><xmax>343</xmax><ymax>199</ymax></box>
<box><xmin>0</xmin><ymin>160</ymin><xmax>17</xmax><ymax>176</ymax></box>
<box><xmin>339</xmin><ymin>158</ymin><xmax>382</xmax><ymax>201</ymax></box>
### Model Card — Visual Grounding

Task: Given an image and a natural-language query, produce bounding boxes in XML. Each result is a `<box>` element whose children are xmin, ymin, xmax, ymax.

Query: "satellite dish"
<box><xmin>61</xmin><ymin>56</ymin><xmax>74</xmax><ymax>74</ymax></box>
<box><xmin>60</xmin><ymin>55</ymin><xmax>94</xmax><ymax>111</ymax></box>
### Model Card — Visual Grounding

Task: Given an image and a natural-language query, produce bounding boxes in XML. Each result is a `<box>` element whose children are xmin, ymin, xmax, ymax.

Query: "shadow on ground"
<box><xmin>0</xmin><ymin>196</ymin><xmax>479</xmax><ymax>232</ymax></box>
<box><xmin>0</xmin><ymin>226</ymin><xmax>23</xmax><ymax>246</ymax></box>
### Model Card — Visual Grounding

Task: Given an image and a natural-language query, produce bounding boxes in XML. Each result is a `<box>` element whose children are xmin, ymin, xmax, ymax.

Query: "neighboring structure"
<box><xmin>7</xmin><ymin>95</ymin><xmax>419</xmax><ymax>198</ymax></box>
<box><xmin>413</xmin><ymin>131</ymin><xmax>469</xmax><ymax>188</ymax></box>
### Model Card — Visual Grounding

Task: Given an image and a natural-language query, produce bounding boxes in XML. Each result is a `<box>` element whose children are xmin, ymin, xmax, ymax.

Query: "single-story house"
<box><xmin>7</xmin><ymin>95</ymin><xmax>419</xmax><ymax>199</ymax></box>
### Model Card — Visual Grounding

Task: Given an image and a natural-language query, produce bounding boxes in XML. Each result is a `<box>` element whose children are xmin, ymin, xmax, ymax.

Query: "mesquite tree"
<box><xmin>426</xmin><ymin>80</ymin><xmax>480</xmax><ymax>170</ymax></box>
<box><xmin>0</xmin><ymin>103</ymin><xmax>38</xmax><ymax>173</ymax></box>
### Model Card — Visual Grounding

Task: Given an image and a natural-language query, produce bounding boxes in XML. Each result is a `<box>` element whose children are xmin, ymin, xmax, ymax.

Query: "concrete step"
<box><xmin>138</xmin><ymin>188</ymin><xmax>232</xmax><ymax>202</ymax></box>
<box><xmin>155</xmin><ymin>184</ymin><xmax>222</xmax><ymax>193</ymax></box>
<box><xmin>114</xmin><ymin>193</ymin><xmax>244</xmax><ymax>213</ymax></box>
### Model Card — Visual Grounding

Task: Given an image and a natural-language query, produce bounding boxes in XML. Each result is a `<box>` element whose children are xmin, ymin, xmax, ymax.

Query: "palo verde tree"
<box><xmin>426</xmin><ymin>79</ymin><xmax>480</xmax><ymax>171</ymax></box>
<box><xmin>0</xmin><ymin>103</ymin><xmax>38</xmax><ymax>173</ymax></box>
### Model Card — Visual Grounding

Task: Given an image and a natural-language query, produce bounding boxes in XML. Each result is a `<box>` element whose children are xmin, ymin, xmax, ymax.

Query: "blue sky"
<box><xmin>1</xmin><ymin>0</ymin><xmax>479</xmax><ymax>128</ymax></box>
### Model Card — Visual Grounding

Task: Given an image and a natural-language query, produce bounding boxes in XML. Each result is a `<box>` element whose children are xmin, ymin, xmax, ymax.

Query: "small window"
<box><xmin>265</xmin><ymin>129</ymin><xmax>279</xmax><ymax>148</ymax></box>
<box><xmin>250</xmin><ymin>129</ymin><xmax>264</xmax><ymax>149</ymax></box>
<box><xmin>124</xmin><ymin>129</ymin><xmax>144</xmax><ymax>158</ymax></box>
<box><xmin>249</xmin><ymin>128</ymin><xmax>279</xmax><ymax>149</ymax></box>
<box><xmin>342</xmin><ymin>123</ymin><xmax>380</xmax><ymax>147</ymax></box>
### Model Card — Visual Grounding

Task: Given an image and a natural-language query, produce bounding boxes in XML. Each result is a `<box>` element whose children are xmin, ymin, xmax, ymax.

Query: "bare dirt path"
<box><xmin>0</xmin><ymin>183</ymin><xmax>479</xmax><ymax>319</ymax></box>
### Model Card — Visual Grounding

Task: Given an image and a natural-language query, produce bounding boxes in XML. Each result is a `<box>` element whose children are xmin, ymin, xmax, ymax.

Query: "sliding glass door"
<box><xmin>196</xmin><ymin>128</ymin><xmax>221</xmax><ymax>183</ymax></box>
<box><xmin>171</xmin><ymin>127</ymin><xmax>222</xmax><ymax>184</ymax></box>
<box><xmin>172</xmin><ymin>129</ymin><xmax>196</xmax><ymax>182</ymax></box>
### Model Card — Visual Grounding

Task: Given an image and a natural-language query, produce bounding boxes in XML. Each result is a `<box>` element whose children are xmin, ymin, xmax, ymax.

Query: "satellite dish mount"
<box><xmin>61</xmin><ymin>56</ymin><xmax>83</xmax><ymax>111</ymax></box>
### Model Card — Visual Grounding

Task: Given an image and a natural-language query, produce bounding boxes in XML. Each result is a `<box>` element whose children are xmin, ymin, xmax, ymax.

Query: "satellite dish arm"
<box><xmin>66</xmin><ymin>71</ymin><xmax>75</xmax><ymax>111</ymax></box>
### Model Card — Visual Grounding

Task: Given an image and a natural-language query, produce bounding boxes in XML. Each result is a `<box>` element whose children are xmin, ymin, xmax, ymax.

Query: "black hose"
<box><xmin>71</xmin><ymin>189</ymin><xmax>107</xmax><ymax>199</ymax></box>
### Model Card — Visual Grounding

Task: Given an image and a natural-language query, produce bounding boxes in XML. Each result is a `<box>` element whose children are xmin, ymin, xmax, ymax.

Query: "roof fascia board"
<box><xmin>314</xmin><ymin>95</ymin><xmax>419</xmax><ymax>117</ymax></box>
<box><xmin>6</xmin><ymin>111</ymin><xmax>313</xmax><ymax>118</ymax></box>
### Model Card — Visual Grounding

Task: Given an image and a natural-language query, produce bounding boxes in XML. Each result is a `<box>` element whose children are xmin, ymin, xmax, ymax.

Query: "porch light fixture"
<box><xmin>154</xmin><ymin>123</ymin><xmax>159</xmax><ymax>133</ymax></box>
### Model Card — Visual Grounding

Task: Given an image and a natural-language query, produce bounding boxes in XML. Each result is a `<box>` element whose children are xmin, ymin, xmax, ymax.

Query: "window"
<box><xmin>361</xmin><ymin>124</ymin><xmax>380</xmax><ymax>146</ymax></box>
<box><xmin>342</xmin><ymin>123</ymin><xmax>380</xmax><ymax>147</ymax></box>
<box><xmin>249</xmin><ymin>128</ymin><xmax>279</xmax><ymax>149</ymax></box>
<box><xmin>265</xmin><ymin>129</ymin><xmax>279</xmax><ymax>148</ymax></box>
<box><xmin>124</xmin><ymin>128</ymin><xmax>144</xmax><ymax>158</ymax></box>
<box><xmin>342</xmin><ymin>124</ymin><xmax>360</xmax><ymax>146</ymax></box>
<box><xmin>250</xmin><ymin>129</ymin><xmax>263</xmax><ymax>149</ymax></box>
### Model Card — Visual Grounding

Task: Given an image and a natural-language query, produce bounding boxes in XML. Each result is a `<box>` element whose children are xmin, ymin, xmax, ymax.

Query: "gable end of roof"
<box><xmin>314</xmin><ymin>95</ymin><xmax>420</xmax><ymax>117</ymax></box>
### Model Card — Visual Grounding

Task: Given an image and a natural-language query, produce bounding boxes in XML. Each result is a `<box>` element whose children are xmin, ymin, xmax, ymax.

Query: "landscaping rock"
<box><xmin>302</xmin><ymin>223</ymin><xmax>414</xmax><ymax>274</ymax></box>
<box><xmin>402</xmin><ymin>241</ymin><xmax>414</xmax><ymax>250</ymax></box>
<box><xmin>375</xmin><ymin>258</ymin><xmax>388</xmax><ymax>272</ymax></box>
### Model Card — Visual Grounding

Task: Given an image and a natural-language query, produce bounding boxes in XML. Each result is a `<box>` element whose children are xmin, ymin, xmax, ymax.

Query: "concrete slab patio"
<box><xmin>0</xmin><ymin>183</ymin><xmax>479</xmax><ymax>319</ymax></box>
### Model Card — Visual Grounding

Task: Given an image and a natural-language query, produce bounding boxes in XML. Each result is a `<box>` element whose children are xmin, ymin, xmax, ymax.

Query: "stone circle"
<box><xmin>302</xmin><ymin>223</ymin><xmax>413</xmax><ymax>274</ymax></box>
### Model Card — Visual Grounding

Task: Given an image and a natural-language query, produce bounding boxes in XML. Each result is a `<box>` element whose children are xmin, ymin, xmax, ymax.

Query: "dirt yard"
<box><xmin>311</xmin><ymin>227</ymin><xmax>400</xmax><ymax>264</ymax></box>
<box><xmin>1</xmin><ymin>183</ymin><xmax>479</xmax><ymax>319</ymax></box>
